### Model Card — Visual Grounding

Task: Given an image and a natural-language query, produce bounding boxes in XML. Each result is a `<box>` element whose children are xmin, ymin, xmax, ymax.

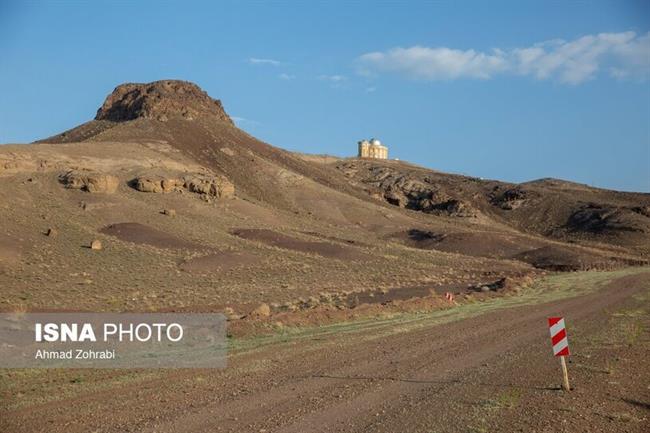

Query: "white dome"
<box><xmin>370</xmin><ymin>138</ymin><xmax>382</xmax><ymax>146</ymax></box>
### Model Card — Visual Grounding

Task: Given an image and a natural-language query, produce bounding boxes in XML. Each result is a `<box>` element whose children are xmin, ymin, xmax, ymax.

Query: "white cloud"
<box><xmin>248</xmin><ymin>57</ymin><xmax>281</xmax><ymax>66</ymax></box>
<box><xmin>359</xmin><ymin>46</ymin><xmax>507</xmax><ymax>80</ymax></box>
<box><xmin>318</xmin><ymin>74</ymin><xmax>347</xmax><ymax>88</ymax></box>
<box><xmin>365</xmin><ymin>86</ymin><xmax>377</xmax><ymax>93</ymax></box>
<box><xmin>358</xmin><ymin>31</ymin><xmax>650</xmax><ymax>84</ymax></box>
<box><xmin>319</xmin><ymin>74</ymin><xmax>347</xmax><ymax>82</ymax></box>
<box><xmin>511</xmin><ymin>32</ymin><xmax>640</xmax><ymax>84</ymax></box>
<box><xmin>609</xmin><ymin>31</ymin><xmax>650</xmax><ymax>80</ymax></box>
<box><xmin>279</xmin><ymin>73</ymin><xmax>296</xmax><ymax>80</ymax></box>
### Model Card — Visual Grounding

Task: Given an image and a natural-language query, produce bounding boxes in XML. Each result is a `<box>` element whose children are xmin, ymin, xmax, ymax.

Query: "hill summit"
<box><xmin>95</xmin><ymin>80</ymin><xmax>233</xmax><ymax>124</ymax></box>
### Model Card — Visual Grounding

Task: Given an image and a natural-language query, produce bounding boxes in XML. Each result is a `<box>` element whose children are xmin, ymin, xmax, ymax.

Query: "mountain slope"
<box><xmin>334</xmin><ymin>158</ymin><xmax>650</xmax><ymax>256</ymax></box>
<box><xmin>0</xmin><ymin>79</ymin><xmax>646</xmax><ymax>316</ymax></box>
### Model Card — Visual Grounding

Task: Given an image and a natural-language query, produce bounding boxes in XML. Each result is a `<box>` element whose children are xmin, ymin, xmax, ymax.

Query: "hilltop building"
<box><xmin>358</xmin><ymin>138</ymin><xmax>388</xmax><ymax>159</ymax></box>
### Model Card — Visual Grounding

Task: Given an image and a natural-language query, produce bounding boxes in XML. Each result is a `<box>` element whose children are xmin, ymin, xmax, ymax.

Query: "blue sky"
<box><xmin>1</xmin><ymin>0</ymin><xmax>649</xmax><ymax>191</ymax></box>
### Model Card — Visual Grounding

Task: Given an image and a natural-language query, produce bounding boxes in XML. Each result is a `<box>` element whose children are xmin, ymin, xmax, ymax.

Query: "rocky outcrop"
<box><xmin>426</xmin><ymin>199</ymin><xmax>477</xmax><ymax>217</ymax></box>
<box><xmin>132</xmin><ymin>175</ymin><xmax>183</xmax><ymax>193</ymax></box>
<box><xmin>131</xmin><ymin>173</ymin><xmax>235</xmax><ymax>199</ymax></box>
<box><xmin>184</xmin><ymin>174</ymin><xmax>235</xmax><ymax>199</ymax></box>
<box><xmin>632</xmin><ymin>206</ymin><xmax>650</xmax><ymax>218</ymax></box>
<box><xmin>385</xmin><ymin>187</ymin><xmax>476</xmax><ymax>217</ymax></box>
<box><xmin>489</xmin><ymin>187</ymin><xmax>530</xmax><ymax>210</ymax></box>
<box><xmin>338</xmin><ymin>162</ymin><xmax>478</xmax><ymax>217</ymax></box>
<box><xmin>95</xmin><ymin>80</ymin><xmax>233</xmax><ymax>124</ymax></box>
<box><xmin>566</xmin><ymin>204</ymin><xmax>647</xmax><ymax>234</ymax></box>
<box><xmin>60</xmin><ymin>170</ymin><xmax>119</xmax><ymax>193</ymax></box>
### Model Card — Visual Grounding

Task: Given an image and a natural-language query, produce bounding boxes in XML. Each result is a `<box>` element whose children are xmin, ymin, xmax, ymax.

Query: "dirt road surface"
<box><xmin>2</xmin><ymin>270</ymin><xmax>649</xmax><ymax>433</ymax></box>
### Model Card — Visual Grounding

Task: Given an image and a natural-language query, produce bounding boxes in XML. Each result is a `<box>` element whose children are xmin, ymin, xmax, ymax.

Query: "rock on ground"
<box><xmin>249</xmin><ymin>303</ymin><xmax>271</xmax><ymax>317</ymax></box>
<box><xmin>131</xmin><ymin>173</ymin><xmax>235</xmax><ymax>199</ymax></box>
<box><xmin>132</xmin><ymin>175</ymin><xmax>183</xmax><ymax>193</ymax></box>
<box><xmin>184</xmin><ymin>174</ymin><xmax>235</xmax><ymax>199</ymax></box>
<box><xmin>61</xmin><ymin>170</ymin><xmax>119</xmax><ymax>194</ymax></box>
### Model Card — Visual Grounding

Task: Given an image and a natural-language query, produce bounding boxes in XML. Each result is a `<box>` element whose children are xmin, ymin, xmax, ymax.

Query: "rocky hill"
<box><xmin>95</xmin><ymin>80</ymin><xmax>234</xmax><ymax>124</ymax></box>
<box><xmin>0</xmin><ymin>79</ymin><xmax>647</xmax><ymax>317</ymax></box>
<box><xmin>334</xmin><ymin>159</ymin><xmax>650</xmax><ymax>256</ymax></box>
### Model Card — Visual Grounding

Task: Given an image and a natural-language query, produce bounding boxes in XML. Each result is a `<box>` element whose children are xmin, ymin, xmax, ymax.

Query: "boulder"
<box><xmin>131</xmin><ymin>172</ymin><xmax>234</xmax><ymax>199</ymax></box>
<box><xmin>132</xmin><ymin>176</ymin><xmax>182</xmax><ymax>193</ymax></box>
<box><xmin>249</xmin><ymin>303</ymin><xmax>271</xmax><ymax>317</ymax></box>
<box><xmin>161</xmin><ymin>178</ymin><xmax>181</xmax><ymax>192</ymax></box>
<box><xmin>184</xmin><ymin>175</ymin><xmax>235</xmax><ymax>199</ymax></box>
<box><xmin>90</xmin><ymin>240</ymin><xmax>103</xmax><ymax>250</ymax></box>
<box><xmin>61</xmin><ymin>170</ymin><xmax>119</xmax><ymax>193</ymax></box>
<box><xmin>134</xmin><ymin>177</ymin><xmax>163</xmax><ymax>193</ymax></box>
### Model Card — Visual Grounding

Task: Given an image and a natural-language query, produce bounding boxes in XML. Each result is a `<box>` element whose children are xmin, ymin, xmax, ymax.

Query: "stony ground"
<box><xmin>2</xmin><ymin>268</ymin><xmax>648</xmax><ymax>433</ymax></box>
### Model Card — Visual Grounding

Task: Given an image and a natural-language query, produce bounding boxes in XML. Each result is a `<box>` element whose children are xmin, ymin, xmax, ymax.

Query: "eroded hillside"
<box><xmin>0</xmin><ymin>80</ymin><xmax>647</xmax><ymax>325</ymax></box>
<box><xmin>335</xmin><ymin>159</ymin><xmax>650</xmax><ymax>259</ymax></box>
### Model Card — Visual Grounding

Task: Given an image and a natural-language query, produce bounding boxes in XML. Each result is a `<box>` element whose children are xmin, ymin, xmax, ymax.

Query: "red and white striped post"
<box><xmin>548</xmin><ymin>317</ymin><xmax>571</xmax><ymax>391</ymax></box>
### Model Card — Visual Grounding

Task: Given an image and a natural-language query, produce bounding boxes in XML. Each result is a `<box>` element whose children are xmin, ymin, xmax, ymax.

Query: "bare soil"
<box><xmin>232</xmin><ymin>228</ymin><xmax>366</xmax><ymax>260</ymax></box>
<box><xmin>1</xmin><ymin>269</ymin><xmax>647</xmax><ymax>433</ymax></box>
<box><xmin>100</xmin><ymin>222</ymin><xmax>206</xmax><ymax>251</ymax></box>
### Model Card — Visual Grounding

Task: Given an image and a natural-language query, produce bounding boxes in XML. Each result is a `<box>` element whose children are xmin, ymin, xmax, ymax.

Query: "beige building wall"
<box><xmin>358</xmin><ymin>140</ymin><xmax>388</xmax><ymax>159</ymax></box>
<box><xmin>367</xmin><ymin>144</ymin><xmax>387</xmax><ymax>159</ymax></box>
